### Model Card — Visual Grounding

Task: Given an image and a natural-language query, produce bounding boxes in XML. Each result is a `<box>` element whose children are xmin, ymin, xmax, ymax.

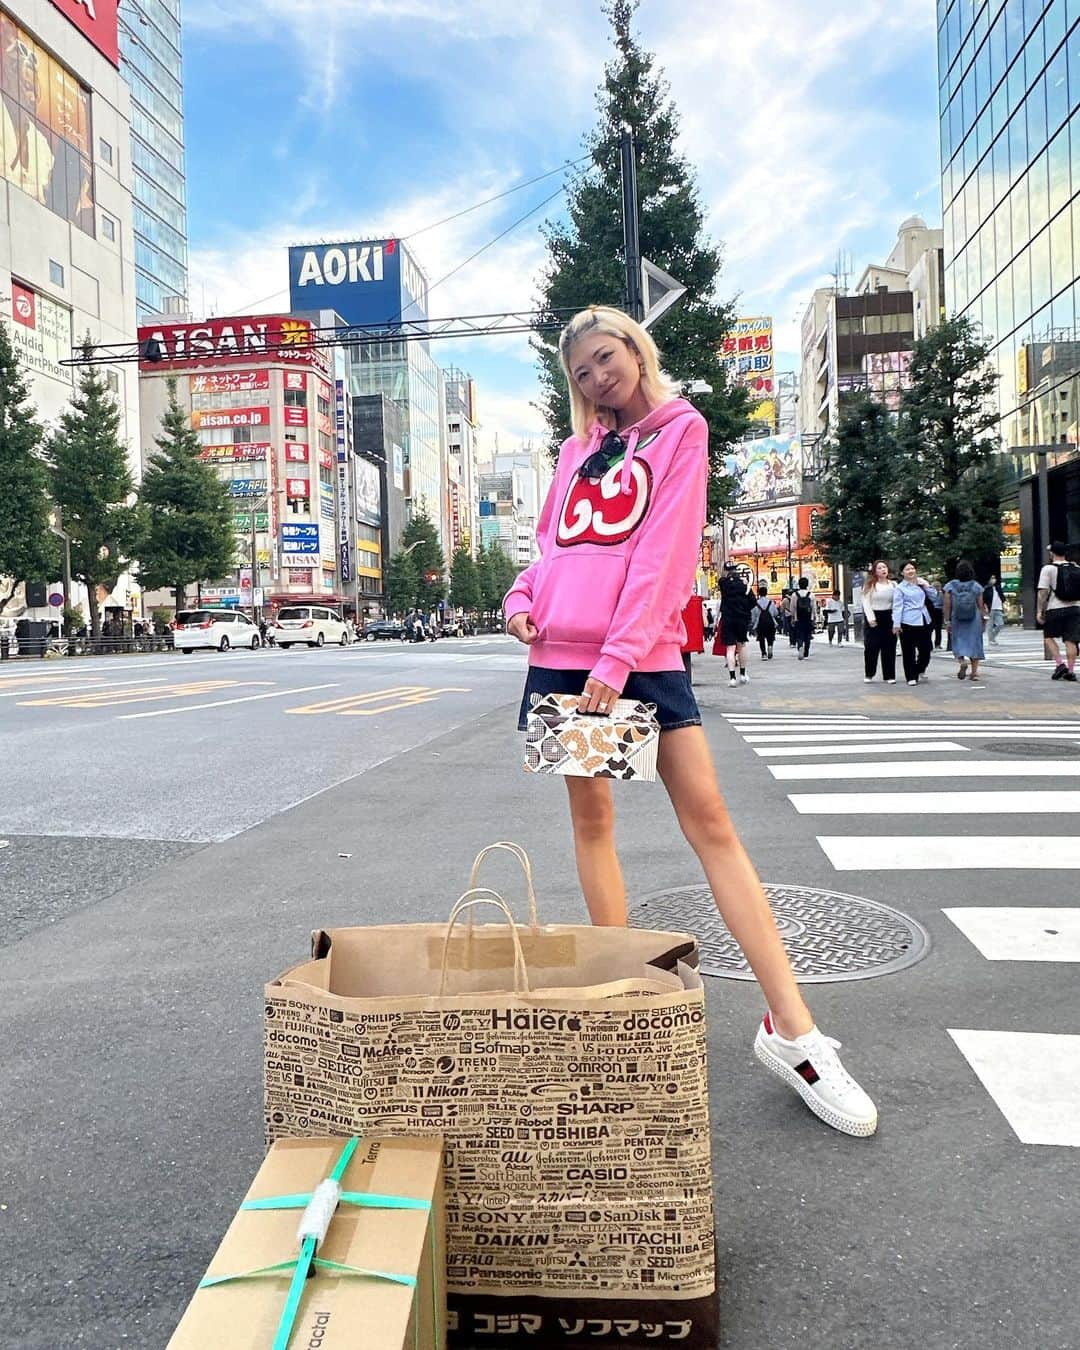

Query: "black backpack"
<box><xmin>796</xmin><ymin>591</ymin><xmax>812</xmax><ymax>620</ymax></box>
<box><xmin>1054</xmin><ymin>561</ymin><xmax>1080</xmax><ymax>602</ymax></box>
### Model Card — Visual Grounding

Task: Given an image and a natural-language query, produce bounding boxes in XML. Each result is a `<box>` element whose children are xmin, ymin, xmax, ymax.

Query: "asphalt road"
<box><xmin>1</xmin><ymin>630</ymin><xmax>1077</xmax><ymax>1349</ymax></box>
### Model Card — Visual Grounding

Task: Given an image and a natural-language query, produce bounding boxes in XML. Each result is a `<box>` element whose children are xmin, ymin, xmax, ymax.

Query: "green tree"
<box><xmin>401</xmin><ymin>507</ymin><xmax>446</xmax><ymax>612</ymax></box>
<box><xmin>476</xmin><ymin>539</ymin><xmax>508</xmax><ymax>615</ymax></box>
<box><xmin>449</xmin><ymin>545</ymin><xmax>480</xmax><ymax>612</ymax></box>
<box><xmin>896</xmin><ymin>315</ymin><xmax>1002</xmax><ymax>574</ymax></box>
<box><xmin>533</xmin><ymin>0</ymin><xmax>750</xmax><ymax>522</ymax></box>
<box><xmin>48</xmin><ymin>351</ymin><xmax>138</xmax><ymax>636</ymax></box>
<box><xmin>0</xmin><ymin>322</ymin><xmax>59</xmax><ymax>612</ymax></box>
<box><xmin>134</xmin><ymin>378</ymin><xmax>237</xmax><ymax>610</ymax></box>
<box><xmin>385</xmin><ymin>549</ymin><xmax>418</xmax><ymax>615</ymax></box>
<box><xmin>818</xmin><ymin>394</ymin><xmax>899</xmax><ymax>571</ymax></box>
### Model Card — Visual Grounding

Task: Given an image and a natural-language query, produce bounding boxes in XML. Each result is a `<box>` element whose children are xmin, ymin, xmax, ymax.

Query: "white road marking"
<box><xmin>745</xmin><ymin>730</ymin><xmax>1080</xmax><ymax>743</ymax></box>
<box><xmin>947</xmin><ymin>1030</ymin><xmax>1080</xmax><ymax>1147</ymax></box>
<box><xmin>817</xmin><ymin>835</ymin><xmax>1080</xmax><ymax>870</ymax></box>
<box><xmin>788</xmin><ymin>790</ymin><xmax>1080</xmax><ymax>814</ymax></box>
<box><xmin>770</xmin><ymin>760</ymin><xmax>1080</xmax><ymax>780</ymax></box>
<box><xmin>755</xmin><ymin>741</ymin><xmax>968</xmax><ymax>758</ymax></box>
<box><xmin>0</xmin><ymin>676</ymin><xmax>169</xmax><ymax>699</ymax></box>
<box><xmin>943</xmin><ymin>908</ymin><xmax>1080</xmax><ymax>961</ymax></box>
<box><xmin>117</xmin><ymin>684</ymin><xmax>340</xmax><ymax>720</ymax></box>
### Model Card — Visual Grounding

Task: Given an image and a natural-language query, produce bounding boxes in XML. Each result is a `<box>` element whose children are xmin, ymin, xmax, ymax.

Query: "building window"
<box><xmin>107</xmin><ymin>371</ymin><xmax>120</xmax><ymax>394</ymax></box>
<box><xmin>100</xmin><ymin>138</ymin><xmax>113</xmax><ymax>166</ymax></box>
<box><xmin>102</xmin><ymin>214</ymin><xmax>116</xmax><ymax>242</ymax></box>
<box><xmin>284</xmin><ymin>389</ymin><xmax>307</xmax><ymax>408</ymax></box>
<box><xmin>49</xmin><ymin>261</ymin><xmax>64</xmax><ymax>287</ymax></box>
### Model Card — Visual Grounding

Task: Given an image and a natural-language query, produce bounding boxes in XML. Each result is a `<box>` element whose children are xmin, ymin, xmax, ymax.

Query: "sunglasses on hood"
<box><xmin>578</xmin><ymin>430</ymin><xmax>625</xmax><ymax>479</ymax></box>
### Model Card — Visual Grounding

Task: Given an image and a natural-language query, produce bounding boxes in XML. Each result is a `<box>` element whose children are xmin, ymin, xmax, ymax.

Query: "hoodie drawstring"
<box><xmin>619</xmin><ymin>427</ymin><xmax>641</xmax><ymax>496</ymax></box>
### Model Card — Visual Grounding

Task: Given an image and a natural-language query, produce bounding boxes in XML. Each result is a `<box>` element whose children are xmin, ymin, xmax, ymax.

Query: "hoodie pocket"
<box><xmin>532</xmin><ymin>552</ymin><xmax>629</xmax><ymax>646</ymax></box>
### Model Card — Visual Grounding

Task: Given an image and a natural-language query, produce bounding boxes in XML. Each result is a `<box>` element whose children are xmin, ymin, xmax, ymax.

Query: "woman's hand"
<box><xmin>578</xmin><ymin>676</ymin><xmax>621</xmax><ymax>716</ymax></box>
<box><xmin>507</xmin><ymin>613</ymin><xmax>538</xmax><ymax>646</ymax></box>
<box><xmin>893</xmin><ymin>625</ymin><xmax>901</xmax><ymax>636</ymax></box>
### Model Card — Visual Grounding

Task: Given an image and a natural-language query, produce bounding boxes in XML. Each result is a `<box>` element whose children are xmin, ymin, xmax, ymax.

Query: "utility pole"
<box><xmin>620</xmin><ymin>125</ymin><xmax>643</xmax><ymax>322</ymax></box>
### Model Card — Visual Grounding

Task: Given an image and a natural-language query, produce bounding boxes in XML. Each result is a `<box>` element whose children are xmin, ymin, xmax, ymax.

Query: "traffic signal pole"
<box><xmin>620</xmin><ymin>126</ymin><xmax>644</xmax><ymax>323</ymax></box>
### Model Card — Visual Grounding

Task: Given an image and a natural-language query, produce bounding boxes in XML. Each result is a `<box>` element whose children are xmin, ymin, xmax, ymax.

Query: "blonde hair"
<box><xmin>558</xmin><ymin>305</ymin><xmax>681</xmax><ymax>440</ymax></box>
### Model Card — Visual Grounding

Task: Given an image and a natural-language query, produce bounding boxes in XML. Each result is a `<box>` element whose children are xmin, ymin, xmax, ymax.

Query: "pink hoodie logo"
<box><xmin>556</xmin><ymin>458</ymin><xmax>653</xmax><ymax>547</ymax></box>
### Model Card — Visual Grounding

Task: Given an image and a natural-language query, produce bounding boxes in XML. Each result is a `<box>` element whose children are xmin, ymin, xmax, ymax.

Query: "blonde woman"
<box><xmin>504</xmin><ymin>306</ymin><xmax>876</xmax><ymax>1137</ymax></box>
<box><xmin>861</xmin><ymin>560</ymin><xmax>897</xmax><ymax>683</ymax></box>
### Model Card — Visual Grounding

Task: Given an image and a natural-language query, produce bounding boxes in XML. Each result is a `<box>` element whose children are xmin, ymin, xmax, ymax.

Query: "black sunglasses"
<box><xmin>578</xmin><ymin>430</ymin><xmax>625</xmax><ymax>479</ymax></box>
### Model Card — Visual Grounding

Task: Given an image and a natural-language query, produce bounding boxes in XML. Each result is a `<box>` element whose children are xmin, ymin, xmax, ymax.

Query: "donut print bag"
<box><xmin>524</xmin><ymin>693</ymin><xmax>660</xmax><ymax>782</ymax></box>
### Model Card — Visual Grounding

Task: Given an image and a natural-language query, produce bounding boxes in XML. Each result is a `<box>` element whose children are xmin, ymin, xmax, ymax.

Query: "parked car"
<box><xmin>272</xmin><ymin>605</ymin><xmax>352</xmax><ymax>649</ymax></box>
<box><xmin>362</xmin><ymin>619</ymin><xmax>406</xmax><ymax>641</ymax></box>
<box><xmin>173</xmin><ymin>609</ymin><xmax>261</xmax><ymax>653</ymax></box>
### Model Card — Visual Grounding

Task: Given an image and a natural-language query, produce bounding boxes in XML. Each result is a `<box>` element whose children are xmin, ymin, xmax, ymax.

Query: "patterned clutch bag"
<box><xmin>524</xmin><ymin>693</ymin><xmax>660</xmax><ymax>781</ymax></box>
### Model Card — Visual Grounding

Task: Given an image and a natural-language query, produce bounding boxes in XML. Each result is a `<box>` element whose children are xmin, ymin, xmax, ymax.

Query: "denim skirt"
<box><xmin>517</xmin><ymin>665</ymin><xmax>701</xmax><ymax>733</ymax></box>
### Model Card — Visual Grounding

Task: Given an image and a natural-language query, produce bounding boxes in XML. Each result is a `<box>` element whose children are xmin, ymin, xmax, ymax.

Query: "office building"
<box><xmin>938</xmin><ymin>0</ymin><xmax>1080</xmax><ymax>614</ymax></box>
<box><xmin>118</xmin><ymin>1</ymin><xmax>187</xmax><ymax>321</ymax></box>
<box><xmin>444</xmin><ymin>366</ymin><xmax>479</xmax><ymax>555</ymax></box>
<box><xmin>799</xmin><ymin>218</ymin><xmax>944</xmax><ymax>439</ymax></box>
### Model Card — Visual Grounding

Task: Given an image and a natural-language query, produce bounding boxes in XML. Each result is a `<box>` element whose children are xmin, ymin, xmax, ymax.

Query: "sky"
<box><xmin>181</xmin><ymin>0</ymin><xmax>943</xmax><ymax>458</ymax></box>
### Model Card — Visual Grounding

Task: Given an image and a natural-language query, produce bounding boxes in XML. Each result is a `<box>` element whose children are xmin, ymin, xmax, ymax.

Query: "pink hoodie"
<box><xmin>503</xmin><ymin>398</ymin><xmax>708</xmax><ymax>692</ymax></box>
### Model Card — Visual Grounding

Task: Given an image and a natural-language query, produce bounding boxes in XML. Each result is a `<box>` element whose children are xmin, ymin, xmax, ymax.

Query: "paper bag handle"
<box><xmin>467</xmin><ymin>842</ymin><xmax>540</xmax><ymax>927</ymax></box>
<box><xmin>439</xmin><ymin>889</ymin><xmax>532</xmax><ymax>997</ymax></box>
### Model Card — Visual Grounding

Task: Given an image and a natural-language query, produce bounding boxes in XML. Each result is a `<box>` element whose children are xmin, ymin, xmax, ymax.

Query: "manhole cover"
<box><xmin>984</xmin><ymin>741</ymin><xmax>1080</xmax><ymax>758</ymax></box>
<box><xmin>630</xmin><ymin>883</ymin><xmax>929</xmax><ymax>982</ymax></box>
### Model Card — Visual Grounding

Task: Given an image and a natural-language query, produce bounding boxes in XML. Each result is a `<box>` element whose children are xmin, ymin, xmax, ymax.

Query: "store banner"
<box><xmin>10</xmin><ymin>280</ymin><xmax>72</xmax><ymax>387</ymax></box>
<box><xmin>726</xmin><ymin>506</ymin><xmax>798</xmax><ymax>555</ymax></box>
<box><xmin>191</xmin><ymin>406</ymin><xmax>270</xmax><ymax>431</ymax></box>
<box><xmin>285</xmin><ymin>444</ymin><xmax>310</xmax><ymax>463</ymax></box>
<box><xmin>139</xmin><ymin>316</ymin><xmax>328</xmax><ymax>374</ymax></box>
<box><xmin>284</xmin><ymin>406</ymin><xmax>309</xmax><ymax>428</ymax></box>
<box><xmin>199</xmin><ymin>443</ymin><xmax>270</xmax><ymax>463</ymax></box>
<box><xmin>286</xmin><ymin>478</ymin><xmax>311</xmax><ymax>499</ymax></box>
<box><xmin>720</xmin><ymin>317</ymin><xmax>775</xmax><ymax>426</ymax></box>
<box><xmin>191</xmin><ymin>370</ymin><xmax>270</xmax><ymax>394</ymax></box>
<box><xmin>723</xmin><ymin>433</ymin><xmax>802</xmax><ymax>507</ymax></box>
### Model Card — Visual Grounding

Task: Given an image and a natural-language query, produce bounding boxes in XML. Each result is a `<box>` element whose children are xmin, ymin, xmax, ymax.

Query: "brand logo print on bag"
<box><xmin>557</xmin><ymin>457</ymin><xmax>653</xmax><ymax>547</ymax></box>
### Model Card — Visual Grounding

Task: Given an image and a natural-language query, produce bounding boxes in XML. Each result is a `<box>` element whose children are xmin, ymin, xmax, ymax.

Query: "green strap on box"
<box><xmin>197</xmin><ymin>1137</ymin><xmax>441</xmax><ymax>1350</ymax></box>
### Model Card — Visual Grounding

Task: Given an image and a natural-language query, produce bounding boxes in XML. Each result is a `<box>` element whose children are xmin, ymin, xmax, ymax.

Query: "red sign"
<box><xmin>191</xmin><ymin>406</ymin><xmax>270</xmax><ymax>431</ymax></box>
<box><xmin>191</xmin><ymin>370</ymin><xmax>270</xmax><ymax>394</ymax></box>
<box><xmin>286</xmin><ymin>569</ymin><xmax>312</xmax><ymax>585</ymax></box>
<box><xmin>284</xmin><ymin>406</ymin><xmax>309</xmax><ymax>428</ymax></box>
<box><xmin>138</xmin><ymin>315</ymin><xmax>328</xmax><ymax>373</ymax></box>
<box><xmin>317</xmin><ymin>448</ymin><xmax>334</xmax><ymax>471</ymax></box>
<box><xmin>50</xmin><ymin>0</ymin><xmax>119</xmax><ymax>67</ymax></box>
<box><xmin>11</xmin><ymin>283</ymin><xmax>35</xmax><ymax>328</ymax></box>
<box><xmin>284</xmin><ymin>371</ymin><xmax>306</xmax><ymax>391</ymax></box>
<box><xmin>285</xmin><ymin>444</ymin><xmax>310</xmax><ymax>463</ymax></box>
<box><xmin>286</xmin><ymin>478</ymin><xmax>310</xmax><ymax>499</ymax></box>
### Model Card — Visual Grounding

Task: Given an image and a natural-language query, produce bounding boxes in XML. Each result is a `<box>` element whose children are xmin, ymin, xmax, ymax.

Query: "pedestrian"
<box><xmin>892</xmin><ymin>561</ymin><xmax>934</xmax><ymax>685</ymax></box>
<box><xmin>1037</xmin><ymin>540</ymin><xmax>1080</xmax><ymax>682</ymax></box>
<box><xmin>861</xmin><ymin>559</ymin><xmax>898</xmax><ymax>683</ymax></box>
<box><xmin>924</xmin><ymin>576</ymin><xmax>945</xmax><ymax>648</ymax></box>
<box><xmin>824</xmin><ymin>590</ymin><xmax>846</xmax><ymax>644</ymax></box>
<box><xmin>792</xmin><ymin>577</ymin><xmax>817</xmax><ymax>659</ymax></box>
<box><xmin>944</xmin><ymin>559</ymin><xmax>987</xmax><ymax>682</ymax></box>
<box><xmin>680</xmin><ymin>594</ymin><xmax>704</xmax><ymax>683</ymax></box>
<box><xmin>983</xmin><ymin>574</ymin><xmax>1006</xmax><ymax>644</ymax></box>
<box><xmin>718</xmin><ymin>561</ymin><xmax>753</xmax><ymax>686</ymax></box>
<box><xmin>504</xmin><ymin>303</ymin><xmax>876</xmax><ymax>1136</ymax></box>
<box><xmin>782</xmin><ymin>587</ymin><xmax>798</xmax><ymax>646</ymax></box>
<box><xmin>751</xmin><ymin>584</ymin><xmax>778</xmax><ymax>660</ymax></box>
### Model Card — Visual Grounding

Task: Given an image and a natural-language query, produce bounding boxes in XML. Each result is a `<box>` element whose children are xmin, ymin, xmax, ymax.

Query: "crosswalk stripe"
<box><xmin>730</xmin><ymin>719</ymin><xmax>1080</xmax><ymax>730</ymax></box>
<box><xmin>754</xmin><ymin>741</ymin><xmax>968</xmax><ymax>757</ymax></box>
<box><xmin>770</xmin><ymin>760</ymin><xmax>1080</xmax><ymax>780</ymax></box>
<box><xmin>947</xmin><ymin>1030</ymin><xmax>1080</xmax><ymax>1147</ymax></box>
<box><xmin>943</xmin><ymin>908</ymin><xmax>1080</xmax><ymax>961</ymax></box>
<box><xmin>817</xmin><ymin>836</ymin><xmax>1080</xmax><ymax>870</ymax></box>
<box><xmin>746</xmin><ymin>730</ymin><xmax>1080</xmax><ymax>743</ymax></box>
<box><xmin>788</xmin><ymin>790</ymin><xmax>1080</xmax><ymax>814</ymax></box>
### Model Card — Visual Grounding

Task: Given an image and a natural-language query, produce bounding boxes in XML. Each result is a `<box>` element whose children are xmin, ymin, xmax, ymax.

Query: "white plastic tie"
<box><xmin>297</xmin><ymin>1178</ymin><xmax>341</xmax><ymax>1250</ymax></box>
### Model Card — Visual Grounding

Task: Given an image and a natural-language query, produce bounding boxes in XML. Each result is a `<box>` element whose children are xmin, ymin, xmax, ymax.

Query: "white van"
<box><xmin>272</xmin><ymin>605</ymin><xmax>352</xmax><ymax>649</ymax></box>
<box><xmin>174</xmin><ymin>609</ymin><xmax>261</xmax><ymax>653</ymax></box>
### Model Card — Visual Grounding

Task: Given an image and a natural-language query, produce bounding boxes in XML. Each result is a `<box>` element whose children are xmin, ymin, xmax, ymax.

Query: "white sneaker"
<box><xmin>739</xmin><ymin>671</ymin><xmax>749</xmax><ymax>685</ymax></box>
<box><xmin>863</xmin><ymin>677</ymin><xmax>874</xmax><ymax>682</ymax></box>
<box><xmin>754</xmin><ymin>1012</ymin><xmax>878</xmax><ymax>1137</ymax></box>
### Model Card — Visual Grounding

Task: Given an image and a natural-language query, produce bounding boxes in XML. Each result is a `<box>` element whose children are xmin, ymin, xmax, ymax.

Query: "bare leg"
<box><xmin>565</xmin><ymin>777</ymin><xmax>626</xmax><ymax>926</ymax></box>
<box><xmin>969</xmin><ymin>658</ymin><xmax>981</xmax><ymax>679</ymax></box>
<box><xmin>1067</xmin><ymin>640</ymin><xmax>1078</xmax><ymax>672</ymax></box>
<box><xmin>658</xmin><ymin>726</ymin><xmax>813</xmax><ymax>1038</ymax></box>
<box><xmin>1045</xmin><ymin>634</ymin><xmax>1062</xmax><ymax>664</ymax></box>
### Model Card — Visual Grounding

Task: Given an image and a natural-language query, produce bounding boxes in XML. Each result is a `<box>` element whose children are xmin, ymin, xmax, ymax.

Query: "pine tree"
<box><xmin>48</xmin><ymin>351</ymin><xmax>138</xmax><ymax>636</ymax></box>
<box><xmin>0</xmin><ymin>322</ymin><xmax>58</xmax><ymax>612</ymax></box>
<box><xmin>385</xmin><ymin>548</ymin><xmax>419</xmax><ymax>616</ymax></box>
<box><xmin>476</xmin><ymin>539</ymin><xmax>507</xmax><ymax>615</ymax></box>
<box><xmin>135</xmin><ymin>378</ymin><xmax>238</xmax><ymax>611</ymax></box>
<box><xmin>401</xmin><ymin>507</ymin><xmax>446</xmax><ymax>612</ymax></box>
<box><xmin>818</xmin><ymin>394</ymin><xmax>900</xmax><ymax>570</ymax></box>
<box><xmin>896</xmin><ymin>315</ymin><xmax>1001</xmax><ymax>574</ymax></box>
<box><xmin>449</xmin><ymin>545</ymin><xmax>480</xmax><ymax>612</ymax></box>
<box><xmin>533</xmin><ymin>0</ymin><xmax>750</xmax><ymax>522</ymax></box>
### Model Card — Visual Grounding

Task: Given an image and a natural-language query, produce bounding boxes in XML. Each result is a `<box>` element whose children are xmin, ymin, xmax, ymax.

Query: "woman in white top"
<box><xmin>861</xmin><ymin>560</ymin><xmax>897</xmax><ymax>683</ymax></box>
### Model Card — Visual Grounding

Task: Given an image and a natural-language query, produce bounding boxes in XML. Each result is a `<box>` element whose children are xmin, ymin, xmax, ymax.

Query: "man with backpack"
<box><xmin>792</xmin><ymin>576</ymin><xmax>818</xmax><ymax>660</ymax></box>
<box><xmin>719</xmin><ymin>561</ymin><xmax>754</xmax><ymax>686</ymax></box>
<box><xmin>1038</xmin><ymin>540</ymin><xmax>1080</xmax><ymax>682</ymax></box>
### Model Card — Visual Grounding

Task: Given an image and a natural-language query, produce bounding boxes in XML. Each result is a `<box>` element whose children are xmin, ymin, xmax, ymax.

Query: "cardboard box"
<box><xmin>168</xmin><ymin>1135</ymin><xmax>445</xmax><ymax>1350</ymax></box>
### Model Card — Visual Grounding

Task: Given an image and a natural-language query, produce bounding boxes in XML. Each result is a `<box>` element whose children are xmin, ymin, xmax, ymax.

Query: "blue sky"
<box><xmin>182</xmin><ymin>0</ymin><xmax>943</xmax><ymax>455</ymax></box>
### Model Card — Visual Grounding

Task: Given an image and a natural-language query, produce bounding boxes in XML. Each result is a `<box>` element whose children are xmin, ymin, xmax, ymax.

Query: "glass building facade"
<box><xmin>939</xmin><ymin>0</ymin><xmax>1080</xmax><ymax>608</ymax></box>
<box><xmin>119</xmin><ymin>0</ymin><xmax>187</xmax><ymax>320</ymax></box>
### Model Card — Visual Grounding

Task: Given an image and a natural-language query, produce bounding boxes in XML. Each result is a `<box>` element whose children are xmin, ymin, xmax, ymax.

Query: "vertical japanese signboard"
<box><xmin>720</xmin><ymin>317</ymin><xmax>776</xmax><ymax>430</ymax></box>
